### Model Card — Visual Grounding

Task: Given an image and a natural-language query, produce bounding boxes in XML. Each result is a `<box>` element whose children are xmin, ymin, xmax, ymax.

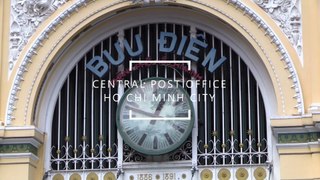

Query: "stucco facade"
<box><xmin>0</xmin><ymin>0</ymin><xmax>319</xmax><ymax>179</ymax></box>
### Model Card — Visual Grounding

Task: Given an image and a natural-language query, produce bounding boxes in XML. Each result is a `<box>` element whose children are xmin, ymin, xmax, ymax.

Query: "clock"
<box><xmin>116</xmin><ymin>77</ymin><xmax>194</xmax><ymax>155</ymax></box>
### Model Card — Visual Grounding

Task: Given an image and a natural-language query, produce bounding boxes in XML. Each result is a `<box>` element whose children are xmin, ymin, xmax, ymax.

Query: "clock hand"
<box><xmin>150</xmin><ymin>98</ymin><xmax>166</xmax><ymax>125</ymax></box>
<box><xmin>173</xmin><ymin>98</ymin><xmax>183</xmax><ymax>106</ymax></box>
<box><xmin>154</xmin><ymin>98</ymin><xmax>166</xmax><ymax>115</ymax></box>
<box><xmin>125</xmin><ymin>105</ymin><xmax>163</xmax><ymax>118</ymax></box>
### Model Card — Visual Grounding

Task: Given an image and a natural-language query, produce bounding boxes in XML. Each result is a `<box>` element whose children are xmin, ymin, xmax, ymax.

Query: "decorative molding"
<box><xmin>50</xmin><ymin>172</ymin><xmax>117</xmax><ymax>180</ymax></box>
<box><xmin>0</xmin><ymin>143</ymin><xmax>38</xmax><ymax>155</ymax></box>
<box><xmin>9</xmin><ymin>0</ymin><xmax>68</xmax><ymax>70</ymax></box>
<box><xmin>0</xmin><ymin>153</ymin><xmax>39</xmax><ymax>166</ymax></box>
<box><xmin>6</xmin><ymin>0</ymin><xmax>305</xmax><ymax>125</ymax></box>
<box><xmin>132</xmin><ymin>0</ymin><xmax>175</xmax><ymax>4</ymax></box>
<box><xmin>197</xmin><ymin>137</ymin><xmax>268</xmax><ymax>165</ymax></box>
<box><xmin>253</xmin><ymin>0</ymin><xmax>303</xmax><ymax>59</ymax></box>
<box><xmin>6</xmin><ymin>0</ymin><xmax>93</xmax><ymax>124</ymax></box>
<box><xmin>254</xmin><ymin>167</ymin><xmax>267</xmax><ymax>180</ymax></box>
<box><xmin>0</xmin><ymin>138</ymin><xmax>41</xmax><ymax>148</ymax></box>
<box><xmin>0</xmin><ymin>137</ymin><xmax>41</xmax><ymax>156</ymax></box>
<box><xmin>188</xmin><ymin>0</ymin><xmax>304</xmax><ymax>114</ymax></box>
<box><xmin>50</xmin><ymin>142</ymin><xmax>118</xmax><ymax>170</ymax></box>
<box><xmin>218</xmin><ymin>168</ymin><xmax>231</xmax><ymax>180</ymax></box>
<box><xmin>236</xmin><ymin>168</ymin><xmax>249</xmax><ymax>180</ymax></box>
<box><xmin>309</xmin><ymin>103</ymin><xmax>320</xmax><ymax>113</ymax></box>
<box><xmin>200</xmin><ymin>169</ymin><xmax>213</xmax><ymax>180</ymax></box>
<box><xmin>278</xmin><ymin>132</ymin><xmax>320</xmax><ymax>143</ymax></box>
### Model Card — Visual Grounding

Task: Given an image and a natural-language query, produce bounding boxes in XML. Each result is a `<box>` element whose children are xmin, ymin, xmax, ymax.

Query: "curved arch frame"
<box><xmin>31</xmin><ymin>6</ymin><xmax>281</xmax><ymax>178</ymax></box>
<box><xmin>5</xmin><ymin>0</ymin><xmax>304</xmax><ymax>127</ymax></box>
<box><xmin>3</xmin><ymin>1</ymin><xmax>304</xmax><ymax>179</ymax></box>
<box><xmin>32</xmin><ymin>6</ymin><xmax>278</xmax><ymax>131</ymax></box>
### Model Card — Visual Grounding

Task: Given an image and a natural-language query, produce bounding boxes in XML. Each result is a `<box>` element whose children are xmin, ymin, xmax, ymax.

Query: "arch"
<box><xmin>40</xmin><ymin>5</ymin><xmax>284</xmax><ymax>177</ymax></box>
<box><xmin>2</xmin><ymin>1</ymin><xmax>292</xmax><ymax>179</ymax></box>
<box><xmin>5</xmin><ymin>0</ymin><xmax>304</xmax><ymax>127</ymax></box>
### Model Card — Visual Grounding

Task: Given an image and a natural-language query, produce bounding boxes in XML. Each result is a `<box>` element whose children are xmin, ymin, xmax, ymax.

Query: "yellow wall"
<box><xmin>0</xmin><ymin>157</ymin><xmax>37</xmax><ymax>180</ymax></box>
<box><xmin>0</xmin><ymin>0</ymin><xmax>10</xmax><ymax>125</ymax></box>
<box><xmin>278</xmin><ymin>146</ymin><xmax>320</xmax><ymax>179</ymax></box>
<box><xmin>280</xmin><ymin>155</ymin><xmax>314</xmax><ymax>179</ymax></box>
<box><xmin>0</xmin><ymin>0</ymin><xmax>319</xmax><ymax>179</ymax></box>
<box><xmin>302</xmin><ymin>0</ymin><xmax>320</xmax><ymax>112</ymax></box>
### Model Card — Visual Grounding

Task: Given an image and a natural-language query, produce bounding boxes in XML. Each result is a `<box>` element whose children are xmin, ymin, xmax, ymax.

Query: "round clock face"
<box><xmin>116</xmin><ymin>77</ymin><xmax>194</xmax><ymax>155</ymax></box>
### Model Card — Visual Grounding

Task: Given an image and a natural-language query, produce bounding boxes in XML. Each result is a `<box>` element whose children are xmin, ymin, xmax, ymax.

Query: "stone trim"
<box><xmin>0</xmin><ymin>143</ymin><xmax>38</xmax><ymax>156</ymax></box>
<box><xmin>278</xmin><ymin>132</ymin><xmax>320</xmax><ymax>144</ymax></box>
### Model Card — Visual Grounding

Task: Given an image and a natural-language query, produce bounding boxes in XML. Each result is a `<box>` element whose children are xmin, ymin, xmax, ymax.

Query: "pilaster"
<box><xmin>0</xmin><ymin>126</ymin><xmax>44</xmax><ymax>180</ymax></box>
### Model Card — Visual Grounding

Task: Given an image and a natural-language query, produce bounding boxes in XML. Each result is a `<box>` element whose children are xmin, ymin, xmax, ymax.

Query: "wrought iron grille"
<box><xmin>196</xmin><ymin>28</ymin><xmax>268</xmax><ymax>166</ymax></box>
<box><xmin>50</xmin><ymin>23</ymin><xmax>268</xmax><ymax>173</ymax></box>
<box><xmin>50</xmin><ymin>34</ymin><xmax>120</xmax><ymax>171</ymax></box>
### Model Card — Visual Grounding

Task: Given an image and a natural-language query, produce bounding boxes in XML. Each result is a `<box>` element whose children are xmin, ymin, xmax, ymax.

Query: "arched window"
<box><xmin>50</xmin><ymin>23</ymin><xmax>268</xmax><ymax>179</ymax></box>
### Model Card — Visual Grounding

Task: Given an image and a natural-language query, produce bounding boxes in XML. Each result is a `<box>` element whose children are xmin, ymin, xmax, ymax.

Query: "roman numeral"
<box><xmin>126</xmin><ymin>128</ymin><xmax>135</xmax><ymax>135</ymax></box>
<box><xmin>176</xmin><ymin>112</ymin><xmax>188</xmax><ymax>117</ymax></box>
<box><xmin>138</xmin><ymin>133</ymin><xmax>147</xmax><ymax>146</ymax></box>
<box><xmin>126</xmin><ymin>127</ymin><xmax>139</xmax><ymax>137</ymax></box>
<box><xmin>164</xmin><ymin>133</ymin><xmax>174</xmax><ymax>145</ymax></box>
<box><xmin>150</xmin><ymin>120</ymin><xmax>156</xmax><ymax>125</ymax></box>
<box><xmin>153</xmin><ymin>136</ymin><xmax>158</xmax><ymax>149</ymax></box>
<box><xmin>172</xmin><ymin>123</ymin><xmax>185</xmax><ymax>133</ymax></box>
<box><xmin>173</xmin><ymin>99</ymin><xmax>182</xmax><ymax>106</ymax></box>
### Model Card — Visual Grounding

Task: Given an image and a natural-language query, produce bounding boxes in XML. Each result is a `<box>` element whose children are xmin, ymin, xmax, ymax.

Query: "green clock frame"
<box><xmin>116</xmin><ymin>77</ymin><xmax>195</xmax><ymax>155</ymax></box>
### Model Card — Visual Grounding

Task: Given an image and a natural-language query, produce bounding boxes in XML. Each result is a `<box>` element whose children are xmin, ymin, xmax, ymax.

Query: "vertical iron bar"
<box><xmin>57</xmin><ymin>92</ymin><xmax>61</xmax><ymax>171</ymax></box>
<box><xmin>203</xmin><ymin>31</ymin><xmax>208</xmax><ymax>165</ymax></box>
<box><xmin>204</xmin><ymin>70</ymin><xmax>208</xmax><ymax>165</ymax></box>
<box><xmin>221</xmin><ymin>41</ymin><xmax>226</xmax><ymax>165</ymax></box>
<box><xmin>91</xmin><ymin>74</ymin><xmax>94</xmax><ymax>169</ymax></box>
<box><xmin>257</xmin><ymin>84</ymin><xmax>261</xmax><ymax>164</ymax></box>
<box><xmin>130</xmin><ymin>28</ymin><xmax>133</xmax><ymax>83</ymax></box>
<box><xmin>238</xmin><ymin>56</ymin><xmax>243</xmax><ymax>165</ymax></box>
<box><xmin>108</xmin><ymin>38</ymin><xmax>112</xmax><ymax>168</ymax></box>
<box><xmin>173</xmin><ymin>24</ymin><xmax>176</xmax><ymax>80</ymax></box>
<box><xmin>147</xmin><ymin>24</ymin><xmax>150</xmax><ymax>78</ymax></box>
<box><xmin>82</xmin><ymin>55</ymin><xmax>87</xmax><ymax>170</ymax></box>
<box><xmin>212</xmin><ymin>35</ymin><xmax>217</xmax><ymax>166</ymax></box>
<box><xmin>74</xmin><ymin>64</ymin><xmax>78</xmax><ymax>170</ymax></box>
<box><xmin>139</xmin><ymin>25</ymin><xmax>142</xmax><ymax>80</ymax></box>
<box><xmin>117</xmin><ymin>30</ymin><xmax>125</xmax><ymax>174</ymax></box>
<box><xmin>99</xmin><ymin>41</ymin><xmax>103</xmax><ymax>169</ymax></box>
<box><xmin>182</xmin><ymin>25</ymin><xmax>185</xmax><ymax>81</ymax></box>
<box><xmin>91</xmin><ymin>46</ymin><xmax>95</xmax><ymax>169</ymax></box>
<box><xmin>66</xmin><ymin>76</ymin><xmax>70</xmax><ymax>170</ymax></box>
<box><xmin>164</xmin><ymin>23</ymin><xmax>167</xmax><ymax>78</ymax></box>
<box><xmin>247</xmin><ymin>68</ymin><xmax>252</xmax><ymax>165</ymax></box>
<box><xmin>156</xmin><ymin>24</ymin><xmax>159</xmax><ymax>76</ymax></box>
<box><xmin>229</xmin><ymin>47</ymin><xmax>234</xmax><ymax>166</ymax></box>
<box><xmin>190</xmin><ymin>26</ymin><xmax>198</xmax><ymax>169</ymax></box>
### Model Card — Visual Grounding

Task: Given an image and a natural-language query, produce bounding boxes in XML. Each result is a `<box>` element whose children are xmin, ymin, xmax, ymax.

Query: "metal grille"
<box><xmin>50</xmin><ymin>23</ymin><xmax>268</xmax><ymax>173</ymax></box>
<box><xmin>50</xmin><ymin>34</ymin><xmax>119</xmax><ymax>171</ymax></box>
<box><xmin>121</xmin><ymin>24</ymin><xmax>193</xmax><ymax>162</ymax></box>
<box><xmin>196</xmin><ymin>30</ymin><xmax>268</xmax><ymax>166</ymax></box>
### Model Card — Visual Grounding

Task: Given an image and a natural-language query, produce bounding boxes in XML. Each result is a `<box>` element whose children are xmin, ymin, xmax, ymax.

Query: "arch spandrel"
<box><xmin>5</xmin><ymin>0</ymin><xmax>304</xmax><ymax>126</ymax></box>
